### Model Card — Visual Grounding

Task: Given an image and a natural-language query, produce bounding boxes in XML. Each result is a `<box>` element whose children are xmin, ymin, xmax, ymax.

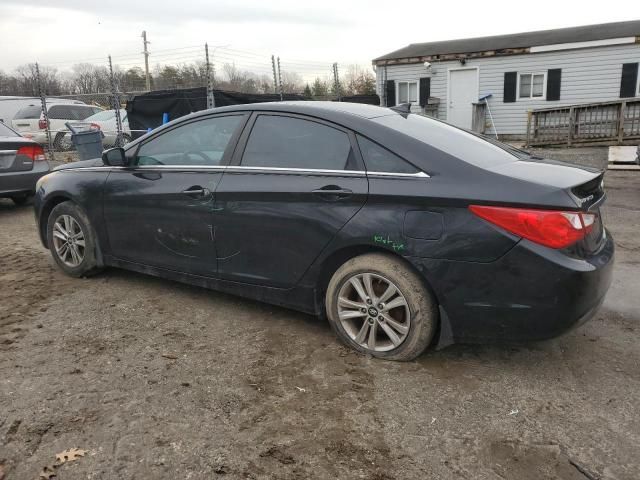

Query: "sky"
<box><xmin>1</xmin><ymin>0</ymin><xmax>638</xmax><ymax>77</ymax></box>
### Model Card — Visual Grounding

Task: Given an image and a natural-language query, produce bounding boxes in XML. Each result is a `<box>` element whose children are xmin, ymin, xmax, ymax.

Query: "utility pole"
<box><xmin>205</xmin><ymin>43</ymin><xmax>215</xmax><ymax>109</ymax></box>
<box><xmin>332</xmin><ymin>62</ymin><xmax>341</xmax><ymax>101</ymax></box>
<box><xmin>108</xmin><ymin>55</ymin><xmax>124</xmax><ymax>146</ymax></box>
<box><xmin>271</xmin><ymin>55</ymin><xmax>278</xmax><ymax>95</ymax></box>
<box><xmin>277</xmin><ymin>56</ymin><xmax>283</xmax><ymax>101</ymax></box>
<box><xmin>141</xmin><ymin>30</ymin><xmax>151</xmax><ymax>91</ymax></box>
<box><xmin>35</xmin><ymin>62</ymin><xmax>53</xmax><ymax>161</ymax></box>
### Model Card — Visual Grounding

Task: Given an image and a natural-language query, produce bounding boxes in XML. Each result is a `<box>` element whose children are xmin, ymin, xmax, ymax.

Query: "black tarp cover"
<box><xmin>126</xmin><ymin>87</ymin><xmax>305</xmax><ymax>137</ymax></box>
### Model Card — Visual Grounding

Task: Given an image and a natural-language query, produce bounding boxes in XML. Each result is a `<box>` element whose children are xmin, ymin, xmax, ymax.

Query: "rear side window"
<box><xmin>357</xmin><ymin>135</ymin><xmax>419</xmax><ymax>174</ymax></box>
<box><xmin>136</xmin><ymin>115</ymin><xmax>243</xmax><ymax>166</ymax></box>
<box><xmin>373</xmin><ymin>114</ymin><xmax>519</xmax><ymax>168</ymax></box>
<box><xmin>14</xmin><ymin>106</ymin><xmax>42</xmax><ymax>119</ymax></box>
<box><xmin>241</xmin><ymin>115</ymin><xmax>356</xmax><ymax>170</ymax></box>
<box><xmin>48</xmin><ymin>105</ymin><xmax>70</xmax><ymax>119</ymax></box>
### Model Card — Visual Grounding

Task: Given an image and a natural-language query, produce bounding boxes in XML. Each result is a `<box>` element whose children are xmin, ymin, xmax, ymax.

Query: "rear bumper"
<box><xmin>0</xmin><ymin>161</ymin><xmax>50</xmax><ymax>197</ymax></box>
<box><xmin>409</xmin><ymin>232</ymin><xmax>615</xmax><ymax>344</ymax></box>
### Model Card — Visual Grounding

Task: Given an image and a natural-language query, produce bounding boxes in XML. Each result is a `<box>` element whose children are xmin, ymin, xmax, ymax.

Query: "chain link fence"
<box><xmin>6</xmin><ymin>45</ymin><xmax>375</xmax><ymax>162</ymax></box>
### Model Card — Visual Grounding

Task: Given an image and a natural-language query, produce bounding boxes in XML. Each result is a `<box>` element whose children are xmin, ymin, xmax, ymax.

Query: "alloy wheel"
<box><xmin>52</xmin><ymin>215</ymin><xmax>85</xmax><ymax>268</ymax></box>
<box><xmin>337</xmin><ymin>272</ymin><xmax>411</xmax><ymax>352</ymax></box>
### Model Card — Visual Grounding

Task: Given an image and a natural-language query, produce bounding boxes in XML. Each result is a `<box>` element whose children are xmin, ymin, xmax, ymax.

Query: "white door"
<box><xmin>448</xmin><ymin>69</ymin><xmax>479</xmax><ymax>129</ymax></box>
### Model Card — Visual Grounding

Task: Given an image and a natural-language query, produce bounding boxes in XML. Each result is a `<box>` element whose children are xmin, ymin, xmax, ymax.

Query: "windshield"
<box><xmin>373</xmin><ymin>114</ymin><xmax>520</xmax><ymax>168</ymax></box>
<box><xmin>0</xmin><ymin>122</ymin><xmax>17</xmax><ymax>137</ymax></box>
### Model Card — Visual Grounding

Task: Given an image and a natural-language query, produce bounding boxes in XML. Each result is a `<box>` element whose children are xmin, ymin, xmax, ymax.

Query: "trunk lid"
<box><xmin>488</xmin><ymin>157</ymin><xmax>607</xmax><ymax>255</ymax></box>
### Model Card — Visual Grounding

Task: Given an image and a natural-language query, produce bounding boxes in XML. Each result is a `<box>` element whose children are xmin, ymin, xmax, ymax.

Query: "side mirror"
<box><xmin>102</xmin><ymin>147</ymin><xmax>127</xmax><ymax>166</ymax></box>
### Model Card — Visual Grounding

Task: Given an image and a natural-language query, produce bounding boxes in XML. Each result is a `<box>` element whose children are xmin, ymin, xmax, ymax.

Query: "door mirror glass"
<box><xmin>102</xmin><ymin>147</ymin><xmax>126</xmax><ymax>166</ymax></box>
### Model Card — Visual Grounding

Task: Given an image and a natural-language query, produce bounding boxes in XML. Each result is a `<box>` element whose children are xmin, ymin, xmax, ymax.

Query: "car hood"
<box><xmin>487</xmin><ymin>158</ymin><xmax>602</xmax><ymax>190</ymax></box>
<box><xmin>53</xmin><ymin>158</ymin><xmax>104</xmax><ymax>171</ymax></box>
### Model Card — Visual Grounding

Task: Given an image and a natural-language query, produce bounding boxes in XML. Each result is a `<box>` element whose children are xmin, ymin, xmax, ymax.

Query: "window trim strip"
<box><xmin>59</xmin><ymin>164</ymin><xmax>430</xmax><ymax>178</ymax></box>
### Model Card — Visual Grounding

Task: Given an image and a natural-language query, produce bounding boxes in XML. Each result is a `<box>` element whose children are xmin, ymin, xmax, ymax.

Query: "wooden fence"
<box><xmin>526</xmin><ymin>99</ymin><xmax>640</xmax><ymax>146</ymax></box>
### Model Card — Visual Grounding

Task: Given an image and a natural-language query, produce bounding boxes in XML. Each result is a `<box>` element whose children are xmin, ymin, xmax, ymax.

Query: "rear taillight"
<box><xmin>90</xmin><ymin>123</ymin><xmax>101</xmax><ymax>131</ymax></box>
<box><xmin>469</xmin><ymin>205</ymin><xmax>596</xmax><ymax>249</ymax></box>
<box><xmin>17</xmin><ymin>145</ymin><xmax>46</xmax><ymax>162</ymax></box>
<box><xmin>38</xmin><ymin>118</ymin><xmax>47</xmax><ymax>129</ymax></box>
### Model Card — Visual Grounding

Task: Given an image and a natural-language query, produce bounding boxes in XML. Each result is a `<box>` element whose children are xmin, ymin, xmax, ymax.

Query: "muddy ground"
<box><xmin>1</xmin><ymin>154</ymin><xmax>639</xmax><ymax>479</ymax></box>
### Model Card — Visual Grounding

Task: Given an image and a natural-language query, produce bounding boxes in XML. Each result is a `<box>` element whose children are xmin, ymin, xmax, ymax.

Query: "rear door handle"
<box><xmin>312</xmin><ymin>185</ymin><xmax>353</xmax><ymax>200</ymax></box>
<box><xmin>182</xmin><ymin>186</ymin><xmax>212</xmax><ymax>198</ymax></box>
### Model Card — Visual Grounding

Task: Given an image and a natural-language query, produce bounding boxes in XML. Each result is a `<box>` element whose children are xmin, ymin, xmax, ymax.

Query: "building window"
<box><xmin>397</xmin><ymin>81</ymin><xmax>418</xmax><ymax>104</ymax></box>
<box><xmin>518</xmin><ymin>73</ymin><xmax>546</xmax><ymax>99</ymax></box>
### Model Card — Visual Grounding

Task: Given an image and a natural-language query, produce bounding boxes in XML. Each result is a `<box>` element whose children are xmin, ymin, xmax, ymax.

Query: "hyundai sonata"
<box><xmin>33</xmin><ymin>102</ymin><xmax>613</xmax><ymax>360</ymax></box>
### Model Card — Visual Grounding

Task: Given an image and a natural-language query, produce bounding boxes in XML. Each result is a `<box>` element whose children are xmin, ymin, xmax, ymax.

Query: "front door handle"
<box><xmin>312</xmin><ymin>185</ymin><xmax>353</xmax><ymax>201</ymax></box>
<box><xmin>182</xmin><ymin>186</ymin><xmax>212</xmax><ymax>198</ymax></box>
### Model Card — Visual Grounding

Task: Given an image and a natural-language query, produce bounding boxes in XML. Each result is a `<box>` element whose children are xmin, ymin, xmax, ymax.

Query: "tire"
<box><xmin>53</xmin><ymin>132</ymin><xmax>68</xmax><ymax>151</ymax></box>
<box><xmin>325</xmin><ymin>253</ymin><xmax>438</xmax><ymax>361</ymax></box>
<box><xmin>46</xmin><ymin>201</ymin><xmax>101</xmax><ymax>278</ymax></box>
<box><xmin>11</xmin><ymin>194</ymin><xmax>30</xmax><ymax>206</ymax></box>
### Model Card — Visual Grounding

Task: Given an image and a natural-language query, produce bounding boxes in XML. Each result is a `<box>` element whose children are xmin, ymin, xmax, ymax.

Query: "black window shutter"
<box><xmin>620</xmin><ymin>63</ymin><xmax>639</xmax><ymax>98</ymax></box>
<box><xmin>385</xmin><ymin>80</ymin><xmax>396</xmax><ymax>107</ymax></box>
<box><xmin>504</xmin><ymin>72</ymin><xmax>517</xmax><ymax>103</ymax></box>
<box><xmin>419</xmin><ymin>77</ymin><xmax>431</xmax><ymax>107</ymax></box>
<box><xmin>546</xmin><ymin>69</ymin><xmax>562</xmax><ymax>101</ymax></box>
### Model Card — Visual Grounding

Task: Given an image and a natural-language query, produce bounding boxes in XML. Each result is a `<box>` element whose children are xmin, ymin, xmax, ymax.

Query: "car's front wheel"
<box><xmin>47</xmin><ymin>201</ymin><xmax>101</xmax><ymax>277</ymax></box>
<box><xmin>325</xmin><ymin>253</ymin><xmax>438</xmax><ymax>361</ymax></box>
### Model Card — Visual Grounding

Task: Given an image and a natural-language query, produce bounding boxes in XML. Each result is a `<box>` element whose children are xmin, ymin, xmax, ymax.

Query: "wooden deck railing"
<box><xmin>526</xmin><ymin>99</ymin><xmax>640</xmax><ymax>146</ymax></box>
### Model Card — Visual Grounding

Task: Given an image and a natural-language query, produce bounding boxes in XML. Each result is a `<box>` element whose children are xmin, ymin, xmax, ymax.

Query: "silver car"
<box><xmin>0</xmin><ymin>122</ymin><xmax>50</xmax><ymax>205</ymax></box>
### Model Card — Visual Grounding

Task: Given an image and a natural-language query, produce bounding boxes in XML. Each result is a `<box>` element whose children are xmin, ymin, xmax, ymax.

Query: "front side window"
<box><xmin>518</xmin><ymin>73</ymin><xmax>545</xmax><ymax>99</ymax></box>
<box><xmin>47</xmin><ymin>105</ymin><xmax>70</xmax><ymax>120</ymax></box>
<box><xmin>397</xmin><ymin>81</ymin><xmax>418</xmax><ymax>104</ymax></box>
<box><xmin>241</xmin><ymin>115</ymin><xmax>356</xmax><ymax>170</ymax></box>
<box><xmin>137</xmin><ymin>115</ymin><xmax>242</xmax><ymax>166</ymax></box>
<box><xmin>357</xmin><ymin>135</ymin><xmax>419</xmax><ymax>174</ymax></box>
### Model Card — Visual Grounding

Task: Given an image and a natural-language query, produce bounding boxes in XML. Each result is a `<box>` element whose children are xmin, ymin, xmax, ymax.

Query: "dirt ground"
<box><xmin>1</xmin><ymin>156</ymin><xmax>639</xmax><ymax>479</ymax></box>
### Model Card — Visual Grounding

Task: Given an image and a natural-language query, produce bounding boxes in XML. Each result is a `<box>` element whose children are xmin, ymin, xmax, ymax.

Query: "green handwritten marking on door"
<box><xmin>373</xmin><ymin>235</ymin><xmax>405</xmax><ymax>252</ymax></box>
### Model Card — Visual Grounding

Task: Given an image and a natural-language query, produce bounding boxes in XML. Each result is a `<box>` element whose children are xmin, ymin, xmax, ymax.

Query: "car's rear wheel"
<box><xmin>325</xmin><ymin>253</ymin><xmax>438</xmax><ymax>361</ymax></box>
<box><xmin>47</xmin><ymin>201</ymin><xmax>101</xmax><ymax>277</ymax></box>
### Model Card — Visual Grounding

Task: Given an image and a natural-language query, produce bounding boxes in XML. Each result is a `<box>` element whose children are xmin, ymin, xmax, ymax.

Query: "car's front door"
<box><xmin>103</xmin><ymin>113</ymin><xmax>247</xmax><ymax>277</ymax></box>
<box><xmin>213</xmin><ymin>113</ymin><xmax>368</xmax><ymax>289</ymax></box>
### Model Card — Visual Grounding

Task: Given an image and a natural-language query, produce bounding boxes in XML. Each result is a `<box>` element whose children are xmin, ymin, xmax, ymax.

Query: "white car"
<box><xmin>12</xmin><ymin>103</ymin><xmax>103</xmax><ymax>149</ymax></box>
<box><xmin>62</xmin><ymin>109</ymin><xmax>131</xmax><ymax>149</ymax></box>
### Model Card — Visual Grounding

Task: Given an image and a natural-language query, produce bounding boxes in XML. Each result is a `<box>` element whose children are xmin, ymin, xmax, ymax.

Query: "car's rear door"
<box><xmin>102</xmin><ymin>113</ymin><xmax>248</xmax><ymax>277</ymax></box>
<box><xmin>212</xmin><ymin>112</ymin><xmax>368</xmax><ymax>289</ymax></box>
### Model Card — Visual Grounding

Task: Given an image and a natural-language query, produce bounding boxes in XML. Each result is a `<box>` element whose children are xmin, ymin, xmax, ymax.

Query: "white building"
<box><xmin>373</xmin><ymin>20</ymin><xmax>640</xmax><ymax>138</ymax></box>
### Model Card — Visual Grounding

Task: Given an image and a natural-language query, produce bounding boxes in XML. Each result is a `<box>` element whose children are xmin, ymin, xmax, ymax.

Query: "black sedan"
<box><xmin>33</xmin><ymin>102</ymin><xmax>613</xmax><ymax>360</ymax></box>
<box><xmin>0</xmin><ymin>122</ymin><xmax>50</xmax><ymax>204</ymax></box>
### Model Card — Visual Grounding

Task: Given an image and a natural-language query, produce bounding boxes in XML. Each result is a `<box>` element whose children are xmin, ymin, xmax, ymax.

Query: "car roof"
<box><xmin>192</xmin><ymin>101</ymin><xmax>395</xmax><ymax>120</ymax></box>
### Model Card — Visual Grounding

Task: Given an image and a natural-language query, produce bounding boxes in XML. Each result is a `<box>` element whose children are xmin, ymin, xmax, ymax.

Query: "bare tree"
<box><xmin>13</xmin><ymin>63</ymin><xmax>62</xmax><ymax>96</ymax></box>
<box><xmin>280</xmin><ymin>71</ymin><xmax>304</xmax><ymax>93</ymax></box>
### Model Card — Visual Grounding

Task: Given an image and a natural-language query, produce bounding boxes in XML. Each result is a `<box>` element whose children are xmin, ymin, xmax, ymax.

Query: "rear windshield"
<box><xmin>0</xmin><ymin>122</ymin><xmax>17</xmax><ymax>137</ymax></box>
<box><xmin>373</xmin><ymin>114</ymin><xmax>519</xmax><ymax>168</ymax></box>
<box><xmin>14</xmin><ymin>105</ymin><xmax>42</xmax><ymax>119</ymax></box>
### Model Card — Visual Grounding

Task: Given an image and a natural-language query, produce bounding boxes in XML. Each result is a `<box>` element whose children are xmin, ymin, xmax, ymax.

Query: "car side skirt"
<box><xmin>104</xmin><ymin>255</ymin><xmax>317</xmax><ymax>316</ymax></box>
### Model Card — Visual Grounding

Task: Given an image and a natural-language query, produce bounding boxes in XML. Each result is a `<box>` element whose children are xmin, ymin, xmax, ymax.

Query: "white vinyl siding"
<box><xmin>376</xmin><ymin>42</ymin><xmax>640</xmax><ymax>135</ymax></box>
